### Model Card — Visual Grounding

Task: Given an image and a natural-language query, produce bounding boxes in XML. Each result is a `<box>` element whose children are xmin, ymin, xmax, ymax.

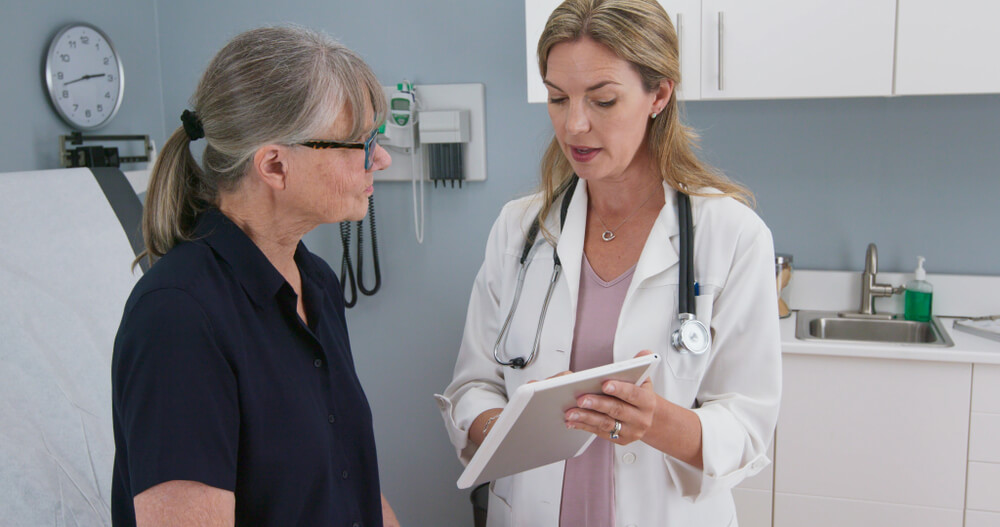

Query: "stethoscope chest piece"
<box><xmin>671</xmin><ymin>313</ymin><xmax>710</xmax><ymax>355</ymax></box>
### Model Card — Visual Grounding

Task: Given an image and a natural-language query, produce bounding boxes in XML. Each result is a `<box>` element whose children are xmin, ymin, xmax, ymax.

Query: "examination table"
<box><xmin>1</xmin><ymin>167</ymin><xmax>146</xmax><ymax>526</ymax></box>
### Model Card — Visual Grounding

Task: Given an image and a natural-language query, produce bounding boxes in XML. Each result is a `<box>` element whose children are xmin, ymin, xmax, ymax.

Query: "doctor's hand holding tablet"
<box><xmin>436</xmin><ymin>0</ymin><xmax>782</xmax><ymax>525</ymax></box>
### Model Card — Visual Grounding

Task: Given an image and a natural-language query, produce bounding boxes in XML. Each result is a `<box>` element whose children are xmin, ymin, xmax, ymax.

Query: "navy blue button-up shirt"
<box><xmin>111</xmin><ymin>209</ymin><xmax>381</xmax><ymax>527</ymax></box>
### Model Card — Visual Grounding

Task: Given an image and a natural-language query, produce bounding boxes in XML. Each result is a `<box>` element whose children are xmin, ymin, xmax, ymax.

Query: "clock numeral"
<box><xmin>57</xmin><ymin>72</ymin><xmax>64</xmax><ymax>80</ymax></box>
<box><xmin>97</xmin><ymin>104</ymin><xmax>103</xmax><ymax>112</ymax></box>
<box><xmin>68</xmin><ymin>40</ymin><xmax>77</xmax><ymax>49</ymax></box>
<box><xmin>104</xmin><ymin>57</ymin><xmax>110</xmax><ymax>65</ymax></box>
<box><xmin>80</xmin><ymin>36</ymin><xmax>89</xmax><ymax>45</ymax></box>
<box><xmin>73</xmin><ymin>104</ymin><xmax>78</xmax><ymax>111</ymax></box>
<box><xmin>85</xmin><ymin>109</ymin><xmax>91</xmax><ymax>118</ymax></box>
<box><xmin>60</xmin><ymin>54</ymin><xmax>70</xmax><ymax>63</ymax></box>
<box><xmin>62</xmin><ymin>90</ymin><xmax>68</xmax><ymax>99</ymax></box>
<box><xmin>105</xmin><ymin>92</ymin><xmax>111</xmax><ymax>99</ymax></box>
<box><xmin>96</xmin><ymin>42</ymin><xmax>100</xmax><ymax>50</ymax></box>
<box><xmin>107</xmin><ymin>75</ymin><xmax>113</xmax><ymax>82</ymax></box>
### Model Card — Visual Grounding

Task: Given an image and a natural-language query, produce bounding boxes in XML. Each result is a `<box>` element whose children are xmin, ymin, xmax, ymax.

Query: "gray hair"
<box><xmin>137</xmin><ymin>25</ymin><xmax>387</xmax><ymax>267</ymax></box>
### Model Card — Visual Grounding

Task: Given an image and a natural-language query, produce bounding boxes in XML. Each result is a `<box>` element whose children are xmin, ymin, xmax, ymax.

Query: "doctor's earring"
<box><xmin>651</xmin><ymin>112</ymin><xmax>658</xmax><ymax>119</ymax></box>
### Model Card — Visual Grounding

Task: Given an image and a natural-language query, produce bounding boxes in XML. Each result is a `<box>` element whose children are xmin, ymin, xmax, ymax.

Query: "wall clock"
<box><xmin>44</xmin><ymin>23</ymin><xmax>124</xmax><ymax>130</ymax></box>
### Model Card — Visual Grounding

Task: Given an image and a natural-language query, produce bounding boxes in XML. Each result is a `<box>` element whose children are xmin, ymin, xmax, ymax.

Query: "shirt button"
<box><xmin>314</xmin><ymin>358</ymin><xmax>323</xmax><ymax>368</ymax></box>
<box><xmin>353</xmin><ymin>523</ymin><xmax>361</xmax><ymax>527</ymax></box>
<box><xmin>623</xmin><ymin>452</ymin><xmax>637</xmax><ymax>464</ymax></box>
<box><xmin>328</xmin><ymin>414</ymin><xmax>336</xmax><ymax>424</ymax></box>
<box><xmin>342</xmin><ymin>469</ymin><xmax>349</xmax><ymax>479</ymax></box>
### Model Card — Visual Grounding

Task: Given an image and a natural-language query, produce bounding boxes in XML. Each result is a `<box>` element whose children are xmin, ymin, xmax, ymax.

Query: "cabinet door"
<box><xmin>895</xmin><ymin>0</ymin><xmax>1000</xmax><ymax>95</ymax></box>
<box><xmin>775</xmin><ymin>355</ymin><xmax>970</xmax><ymax>511</ymax></box>
<box><xmin>525</xmin><ymin>0</ymin><xmax>701</xmax><ymax>103</ymax></box>
<box><xmin>700</xmin><ymin>0</ymin><xmax>896</xmax><ymax>99</ymax></box>
<box><xmin>773</xmin><ymin>493</ymin><xmax>963</xmax><ymax>527</ymax></box>
<box><xmin>734</xmin><ymin>440</ymin><xmax>774</xmax><ymax>527</ymax></box>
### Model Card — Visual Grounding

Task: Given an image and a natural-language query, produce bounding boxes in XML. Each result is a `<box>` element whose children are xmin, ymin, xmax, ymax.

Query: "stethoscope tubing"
<box><xmin>492</xmin><ymin>177</ymin><xmax>706</xmax><ymax>368</ymax></box>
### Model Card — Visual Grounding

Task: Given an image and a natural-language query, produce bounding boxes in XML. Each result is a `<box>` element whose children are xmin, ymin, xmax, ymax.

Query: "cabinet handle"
<box><xmin>717</xmin><ymin>11</ymin><xmax>724</xmax><ymax>91</ymax></box>
<box><xmin>675</xmin><ymin>13</ymin><xmax>682</xmax><ymax>56</ymax></box>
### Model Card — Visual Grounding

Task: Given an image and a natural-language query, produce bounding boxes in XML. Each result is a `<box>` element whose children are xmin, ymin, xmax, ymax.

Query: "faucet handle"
<box><xmin>864</xmin><ymin>243</ymin><xmax>878</xmax><ymax>274</ymax></box>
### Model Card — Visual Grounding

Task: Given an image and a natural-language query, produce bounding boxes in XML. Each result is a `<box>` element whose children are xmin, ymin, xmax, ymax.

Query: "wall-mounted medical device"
<box><xmin>420</xmin><ymin>109</ymin><xmax>470</xmax><ymax>188</ymax></box>
<box><xmin>374</xmin><ymin>83</ymin><xmax>486</xmax><ymax>185</ymax></box>
<box><xmin>374</xmin><ymin>82</ymin><xmax>487</xmax><ymax>243</ymax></box>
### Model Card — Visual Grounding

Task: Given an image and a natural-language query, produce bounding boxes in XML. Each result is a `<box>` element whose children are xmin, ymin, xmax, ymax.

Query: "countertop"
<box><xmin>779</xmin><ymin>269</ymin><xmax>1000</xmax><ymax>364</ymax></box>
<box><xmin>780</xmin><ymin>312</ymin><xmax>1000</xmax><ymax>364</ymax></box>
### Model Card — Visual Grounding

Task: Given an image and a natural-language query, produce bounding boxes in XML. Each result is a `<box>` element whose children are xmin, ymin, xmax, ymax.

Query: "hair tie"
<box><xmin>180</xmin><ymin>109</ymin><xmax>205</xmax><ymax>141</ymax></box>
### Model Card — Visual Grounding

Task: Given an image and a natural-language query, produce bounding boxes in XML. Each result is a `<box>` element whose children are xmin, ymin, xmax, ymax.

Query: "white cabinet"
<box><xmin>525</xmin><ymin>0</ymin><xmax>896</xmax><ymax>102</ymax></box>
<box><xmin>773</xmin><ymin>354</ymin><xmax>971</xmax><ymax>527</ymax></box>
<box><xmin>895</xmin><ymin>0</ymin><xmax>1000</xmax><ymax>95</ymax></box>
<box><xmin>968</xmin><ymin>364</ymin><xmax>1000</xmax><ymax>517</ymax></box>
<box><xmin>733</xmin><ymin>441</ymin><xmax>774</xmax><ymax>527</ymax></box>
<box><xmin>662</xmin><ymin>0</ymin><xmax>702</xmax><ymax>101</ymax></box>
<box><xmin>699</xmin><ymin>0</ymin><xmax>896</xmax><ymax>100</ymax></box>
<box><xmin>525</xmin><ymin>0</ymin><xmax>1000</xmax><ymax>100</ymax></box>
<box><xmin>524</xmin><ymin>0</ymin><xmax>701</xmax><ymax>103</ymax></box>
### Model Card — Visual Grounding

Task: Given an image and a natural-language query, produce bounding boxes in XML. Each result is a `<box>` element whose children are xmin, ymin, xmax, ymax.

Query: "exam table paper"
<box><xmin>0</xmin><ymin>169</ymin><xmax>141</xmax><ymax>526</ymax></box>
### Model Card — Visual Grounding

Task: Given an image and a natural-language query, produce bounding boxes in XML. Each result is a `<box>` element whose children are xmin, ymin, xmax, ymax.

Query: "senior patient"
<box><xmin>111</xmin><ymin>26</ymin><xmax>400</xmax><ymax>526</ymax></box>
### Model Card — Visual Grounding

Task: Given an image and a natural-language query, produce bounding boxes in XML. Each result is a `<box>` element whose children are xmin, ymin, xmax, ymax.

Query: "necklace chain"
<box><xmin>592</xmin><ymin>183</ymin><xmax>659</xmax><ymax>242</ymax></box>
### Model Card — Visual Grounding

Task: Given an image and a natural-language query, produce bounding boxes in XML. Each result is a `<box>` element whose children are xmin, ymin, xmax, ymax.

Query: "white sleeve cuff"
<box><xmin>663</xmin><ymin>404</ymin><xmax>771</xmax><ymax>501</ymax></box>
<box><xmin>434</xmin><ymin>388</ymin><xmax>508</xmax><ymax>465</ymax></box>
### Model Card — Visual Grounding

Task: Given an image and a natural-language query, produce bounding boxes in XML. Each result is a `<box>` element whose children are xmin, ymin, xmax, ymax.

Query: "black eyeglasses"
<box><xmin>298</xmin><ymin>127</ymin><xmax>378</xmax><ymax>170</ymax></box>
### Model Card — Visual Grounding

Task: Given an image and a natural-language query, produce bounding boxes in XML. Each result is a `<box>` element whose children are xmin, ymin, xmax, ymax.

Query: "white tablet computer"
<box><xmin>457</xmin><ymin>353</ymin><xmax>661</xmax><ymax>489</ymax></box>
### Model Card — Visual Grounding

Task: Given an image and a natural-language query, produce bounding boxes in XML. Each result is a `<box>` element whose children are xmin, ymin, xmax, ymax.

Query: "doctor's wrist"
<box><xmin>469</xmin><ymin>408</ymin><xmax>504</xmax><ymax>446</ymax></box>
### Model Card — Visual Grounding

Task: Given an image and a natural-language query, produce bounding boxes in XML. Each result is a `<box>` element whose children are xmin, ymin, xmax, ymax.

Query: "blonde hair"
<box><xmin>136</xmin><ymin>26</ymin><xmax>387</xmax><ymax>268</ymax></box>
<box><xmin>535</xmin><ymin>0</ymin><xmax>753</xmax><ymax>230</ymax></box>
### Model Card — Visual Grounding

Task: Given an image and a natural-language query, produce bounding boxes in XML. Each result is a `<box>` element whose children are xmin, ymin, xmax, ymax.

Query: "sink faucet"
<box><xmin>858</xmin><ymin>243</ymin><xmax>899</xmax><ymax>317</ymax></box>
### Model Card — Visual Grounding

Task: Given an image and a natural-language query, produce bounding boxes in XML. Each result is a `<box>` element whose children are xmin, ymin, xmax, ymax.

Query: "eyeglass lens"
<box><xmin>364</xmin><ymin>129</ymin><xmax>377</xmax><ymax>170</ymax></box>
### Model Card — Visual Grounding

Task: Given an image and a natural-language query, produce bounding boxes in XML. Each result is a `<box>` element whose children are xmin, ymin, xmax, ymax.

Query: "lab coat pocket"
<box><xmin>664</xmin><ymin>292</ymin><xmax>715</xmax><ymax>381</ymax></box>
<box><xmin>486</xmin><ymin>477</ymin><xmax>513</xmax><ymax>526</ymax></box>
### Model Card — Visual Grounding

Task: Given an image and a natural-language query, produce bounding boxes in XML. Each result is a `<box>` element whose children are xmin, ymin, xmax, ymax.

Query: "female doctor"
<box><xmin>436</xmin><ymin>0</ymin><xmax>781</xmax><ymax>525</ymax></box>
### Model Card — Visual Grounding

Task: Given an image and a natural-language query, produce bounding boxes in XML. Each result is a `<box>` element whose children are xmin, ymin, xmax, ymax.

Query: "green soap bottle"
<box><xmin>904</xmin><ymin>256</ymin><xmax>933</xmax><ymax>322</ymax></box>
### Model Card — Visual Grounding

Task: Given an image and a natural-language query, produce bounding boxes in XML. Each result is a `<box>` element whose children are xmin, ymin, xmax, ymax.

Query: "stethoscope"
<box><xmin>492</xmin><ymin>175</ymin><xmax>710</xmax><ymax>369</ymax></box>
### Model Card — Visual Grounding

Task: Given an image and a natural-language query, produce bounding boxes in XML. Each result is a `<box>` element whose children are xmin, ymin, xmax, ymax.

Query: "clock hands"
<box><xmin>63</xmin><ymin>73</ymin><xmax>106</xmax><ymax>86</ymax></box>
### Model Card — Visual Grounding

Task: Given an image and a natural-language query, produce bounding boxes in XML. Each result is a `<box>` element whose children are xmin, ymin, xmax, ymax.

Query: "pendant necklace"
<box><xmin>592</xmin><ymin>182</ymin><xmax>660</xmax><ymax>242</ymax></box>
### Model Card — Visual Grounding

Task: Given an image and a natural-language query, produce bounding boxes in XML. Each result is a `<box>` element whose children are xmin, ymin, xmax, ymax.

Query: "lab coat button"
<box><xmin>622</xmin><ymin>452</ymin><xmax>637</xmax><ymax>464</ymax></box>
<box><xmin>314</xmin><ymin>358</ymin><xmax>323</xmax><ymax>368</ymax></box>
<box><xmin>342</xmin><ymin>469</ymin><xmax>349</xmax><ymax>479</ymax></box>
<box><xmin>328</xmin><ymin>414</ymin><xmax>336</xmax><ymax>424</ymax></box>
<box><xmin>626</xmin><ymin>524</ymin><xmax>637</xmax><ymax>527</ymax></box>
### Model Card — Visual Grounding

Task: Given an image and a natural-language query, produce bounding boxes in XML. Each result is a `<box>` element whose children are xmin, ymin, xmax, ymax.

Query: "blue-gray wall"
<box><xmin>0</xmin><ymin>0</ymin><xmax>166</xmax><ymax>171</ymax></box>
<box><xmin>6</xmin><ymin>1</ymin><xmax>1000</xmax><ymax>525</ymax></box>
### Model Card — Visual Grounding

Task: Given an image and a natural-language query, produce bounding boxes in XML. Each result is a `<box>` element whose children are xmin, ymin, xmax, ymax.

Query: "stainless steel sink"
<box><xmin>795</xmin><ymin>310</ymin><xmax>954</xmax><ymax>347</ymax></box>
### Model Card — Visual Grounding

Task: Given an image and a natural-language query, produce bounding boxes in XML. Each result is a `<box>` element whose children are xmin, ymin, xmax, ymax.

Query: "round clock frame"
<box><xmin>44</xmin><ymin>23</ymin><xmax>125</xmax><ymax>131</ymax></box>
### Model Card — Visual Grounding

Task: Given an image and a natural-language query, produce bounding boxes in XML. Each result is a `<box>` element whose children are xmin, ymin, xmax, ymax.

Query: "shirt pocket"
<box><xmin>664</xmin><ymin>291</ymin><xmax>715</xmax><ymax>382</ymax></box>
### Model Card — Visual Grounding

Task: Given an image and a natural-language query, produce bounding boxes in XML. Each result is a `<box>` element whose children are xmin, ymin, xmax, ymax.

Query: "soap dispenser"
<box><xmin>904</xmin><ymin>256</ymin><xmax>933</xmax><ymax>322</ymax></box>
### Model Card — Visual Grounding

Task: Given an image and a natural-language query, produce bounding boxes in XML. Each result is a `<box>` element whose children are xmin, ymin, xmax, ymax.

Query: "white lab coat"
<box><xmin>436</xmin><ymin>180</ymin><xmax>781</xmax><ymax>527</ymax></box>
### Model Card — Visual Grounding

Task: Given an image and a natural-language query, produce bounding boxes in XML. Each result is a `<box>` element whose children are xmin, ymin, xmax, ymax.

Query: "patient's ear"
<box><xmin>251</xmin><ymin>144</ymin><xmax>290</xmax><ymax>191</ymax></box>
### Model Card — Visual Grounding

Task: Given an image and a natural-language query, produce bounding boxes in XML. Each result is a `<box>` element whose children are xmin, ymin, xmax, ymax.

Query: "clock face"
<box><xmin>45</xmin><ymin>24</ymin><xmax>124</xmax><ymax>130</ymax></box>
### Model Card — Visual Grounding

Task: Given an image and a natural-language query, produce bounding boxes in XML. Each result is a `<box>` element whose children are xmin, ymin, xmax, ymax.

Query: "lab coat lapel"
<box><xmin>630</xmin><ymin>183</ymin><xmax>681</xmax><ymax>291</ymax></box>
<box><xmin>553</xmin><ymin>178</ymin><xmax>588</xmax><ymax>320</ymax></box>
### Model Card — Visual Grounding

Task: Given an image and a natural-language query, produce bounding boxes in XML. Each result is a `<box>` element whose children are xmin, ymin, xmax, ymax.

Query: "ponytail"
<box><xmin>132</xmin><ymin>126</ymin><xmax>207</xmax><ymax>269</ymax></box>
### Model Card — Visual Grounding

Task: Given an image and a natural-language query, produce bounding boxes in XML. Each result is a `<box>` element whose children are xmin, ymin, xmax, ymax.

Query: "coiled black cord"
<box><xmin>339</xmin><ymin>195</ymin><xmax>381</xmax><ymax>308</ymax></box>
<box><xmin>339</xmin><ymin>221</ymin><xmax>358</xmax><ymax>308</ymax></box>
<box><xmin>357</xmin><ymin>195</ymin><xmax>381</xmax><ymax>295</ymax></box>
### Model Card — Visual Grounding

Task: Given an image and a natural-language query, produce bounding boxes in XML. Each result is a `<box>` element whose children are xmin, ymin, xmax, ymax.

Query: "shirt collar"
<box><xmin>194</xmin><ymin>208</ymin><xmax>324</xmax><ymax>306</ymax></box>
